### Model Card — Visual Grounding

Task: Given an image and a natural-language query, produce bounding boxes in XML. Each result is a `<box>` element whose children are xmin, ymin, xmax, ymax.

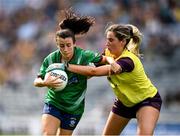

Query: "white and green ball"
<box><xmin>45</xmin><ymin>63</ymin><xmax>68</xmax><ymax>91</ymax></box>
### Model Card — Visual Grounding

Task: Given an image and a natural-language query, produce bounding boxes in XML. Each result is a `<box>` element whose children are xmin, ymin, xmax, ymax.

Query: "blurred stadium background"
<box><xmin>0</xmin><ymin>0</ymin><xmax>180</xmax><ymax>135</ymax></box>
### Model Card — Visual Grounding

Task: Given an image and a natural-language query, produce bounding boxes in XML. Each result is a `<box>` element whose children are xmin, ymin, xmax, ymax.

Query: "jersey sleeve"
<box><xmin>116</xmin><ymin>57</ymin><xmax>134</xmax><ymax>73</ymax></box>
<box><xmin>83</xmin><ymin>50</ymin><xmax>103</xmax><ymax>64</ymax></box>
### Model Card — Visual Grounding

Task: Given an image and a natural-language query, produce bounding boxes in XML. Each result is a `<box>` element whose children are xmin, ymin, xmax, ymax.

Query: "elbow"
<box><xmin>33</xmin><ymin>78</ymin><xmax>42</xmax><ymax>87</ymax></box>
<box><xmin>33</xmin><ymin>80</ymin><xmax>38</xmax><ymax>87</ymax></box>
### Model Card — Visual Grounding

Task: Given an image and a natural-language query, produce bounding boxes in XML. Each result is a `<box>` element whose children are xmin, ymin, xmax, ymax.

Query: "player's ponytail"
<box><xmin>126</xmin><ymin>24</ymin><xmax>142</xmax><ymax>57</ymax></box>
<box><xmin>59</xmin><ymin>9</ymin><xmax>95</xmax><ymax>35</ymax></box>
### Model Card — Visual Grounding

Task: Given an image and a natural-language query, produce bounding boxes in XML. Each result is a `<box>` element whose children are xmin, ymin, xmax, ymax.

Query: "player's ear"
<box><xmin>121</xmin><ymin>39</ymin><xmax>126</xmax><ymax>45</ymax></box>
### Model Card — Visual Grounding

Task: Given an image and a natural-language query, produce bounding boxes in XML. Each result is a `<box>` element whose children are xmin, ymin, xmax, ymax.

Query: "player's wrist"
<box><xmin>42</xmin><ymin>80</ymin><xmax>47</xmax><ymax>86</ymax></box>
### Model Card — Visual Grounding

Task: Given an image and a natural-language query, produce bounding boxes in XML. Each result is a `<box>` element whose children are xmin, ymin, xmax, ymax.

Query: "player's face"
<box><xmin>56</xmin><ymin>36</ymin><xmax>74</xmax><ymax>61</ymax></box>
<box><xmin>106</xmin><ymin>31</ymin><xmax>123</xmax><ymax>57</ymax></box>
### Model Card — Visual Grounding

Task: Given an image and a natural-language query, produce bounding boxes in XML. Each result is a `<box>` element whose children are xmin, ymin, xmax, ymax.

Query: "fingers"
<box><xmin>47</xmin><ymin>80</ymin><xmax>63</xmax><ymax>88</ymax></box>
<box><xmin>51</xmin><ymin>75</ymin><xmax>61</xmax><ymax>82</ymax></box>
<box><xmin>44</xmin><ymin>74</ymin><xmax>63</xmax><ymax>87</ymax></box>
<box><xmin>45</xmin><ymin>72</ymin><xmax>60</xmax><ymax>82</ymax></box>
<box><xmin>110</xmin><ymin>63</ymin><xmax>121</xmax><ymax>73</ymax></box>
<box><xmin>52</xmin><ymin>81</ymin><xmax>63</xmax><ymax>88</ymax></box>
<box><xmin>106</xmin><ymin>56</ymin><xmax>115</xmax><ymax>64</ymax></box>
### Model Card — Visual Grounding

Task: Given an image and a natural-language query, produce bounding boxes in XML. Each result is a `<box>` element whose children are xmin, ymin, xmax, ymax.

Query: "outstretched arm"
<box><xmin>66</xmin><ymin>56</ymin><xmax>119</xmax><ymax>76</ymax></box>
<box><xmin>67</xmin><ymin>64</ymin><xmax>111</xmax><ymax>76</ymax></box>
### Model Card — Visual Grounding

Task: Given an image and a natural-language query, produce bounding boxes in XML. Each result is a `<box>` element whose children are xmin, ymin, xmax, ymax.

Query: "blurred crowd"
<box><xmin>0</xmin><ymin>0</ymin><xmax>180</xmax><ymax>100</ymax></box>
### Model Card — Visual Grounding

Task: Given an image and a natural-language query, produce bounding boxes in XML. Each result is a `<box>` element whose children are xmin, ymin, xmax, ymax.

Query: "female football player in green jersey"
<box><xmin>66</xmin><ymin>24</ymin><xmax>162</xmax><ymax>135</ymax></box>
<box><xmin>34</xmin><ymin>9</ymin><xmax>113</xmax><ymax>135</ymax></box>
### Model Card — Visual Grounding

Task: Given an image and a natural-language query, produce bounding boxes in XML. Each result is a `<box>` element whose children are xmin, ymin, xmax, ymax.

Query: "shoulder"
<box><xmin>75</xmin><ymin>46</ymin><xmax>99</xmax><ymax>57</ymax></box>
<box><xmin>46</xmin><ymin>50</ymin><xmax>60</xmax><ymax>58</ymax></box>
<box><xmin>121</xmin><ymin>50</ymin><xmax>140</xmax><ymax>62</ymax></box>
<box><xmin>74</xmin><ymin>46</ymin><xmax>86</xmax><ymax>55</ymax></box>
<box><xmin>117</xmin><ymin>57</ymin><xmax>134</xmax><ymax>72</ymax></box>
<box><xmin>43</xmin><ymin>50</ymin><xmax>60</xmax><ymax>63</ymax></box>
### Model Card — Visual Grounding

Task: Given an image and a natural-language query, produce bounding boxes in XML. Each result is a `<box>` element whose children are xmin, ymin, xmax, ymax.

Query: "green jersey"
<box><xmin>38</xmin><ymin>46</ymin><xmax>102</xmax><ymax>115</ymax></box>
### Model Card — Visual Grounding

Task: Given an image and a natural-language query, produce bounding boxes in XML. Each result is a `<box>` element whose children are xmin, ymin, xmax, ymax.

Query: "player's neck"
<box><xmin>61</xmin><ymin>55</ymin><xmax>73</xmax><ymax>62</ymax></box>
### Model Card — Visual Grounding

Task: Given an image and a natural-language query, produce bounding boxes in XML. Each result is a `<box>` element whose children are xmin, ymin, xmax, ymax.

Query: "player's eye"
<box><xmin>66</xmin><ymin>43</ymin><xmax>71</xmax><ymax>47</ymax></box>
<box><xmin>59</xmin><ymin>44</ymin><xmax>65</xmax><ymax>48</ymax></box>
<box><xmin>107</xmin><ymin>38</ymin><xmax>114</xmax><ymax>43</ymax></box>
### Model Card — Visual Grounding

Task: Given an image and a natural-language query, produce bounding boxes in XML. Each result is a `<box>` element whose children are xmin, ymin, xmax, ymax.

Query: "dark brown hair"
<box><xmin>56</xmin><ymin>29</ymin><xmax>75</xmax><ymax>43</ymax></box>
<box><xmin>56</xmin><ymin>9</ymin><xmax>95</xmax><ymax>43</ymax></box>
<box><xmin>59</xmin><ymin>9</ymin><xmax>95</xmax><ymax>35</ymax></box>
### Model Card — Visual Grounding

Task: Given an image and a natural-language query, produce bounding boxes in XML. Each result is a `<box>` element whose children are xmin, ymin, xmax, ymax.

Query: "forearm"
<box><xmin>67</xmin><ymin>64</ymin><xmax>110</xmax><ymax>76</ymax></box>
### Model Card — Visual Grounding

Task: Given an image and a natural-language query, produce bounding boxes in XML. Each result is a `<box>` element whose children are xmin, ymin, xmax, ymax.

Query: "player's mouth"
<box><xmin>107</xmin><ymin>47</ymin><xmax>111</xmax><ymax>51</ymax></box>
